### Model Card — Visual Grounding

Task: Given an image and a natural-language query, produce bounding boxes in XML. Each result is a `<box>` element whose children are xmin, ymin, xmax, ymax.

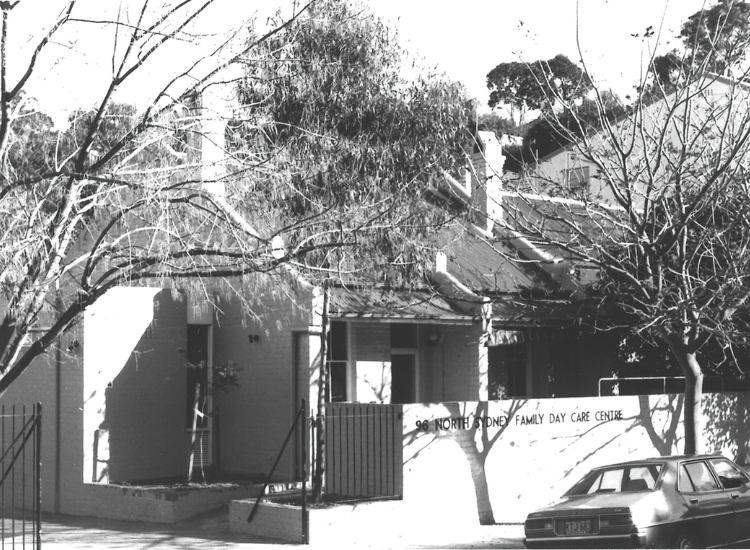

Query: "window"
<box><xmin>627</xmin><ymin>466</ymin><xmax>659</xmax><ymax>490</ymax></box>
<box><xmin>488</xmin><ymin>343</ymin><xmax>527</xmax><ymax>399</ymax></box>
<box><xmin>566</xmin><ymin>464</ymin><xmax>663</xmax><ymax>496</ymax></box>
<box><xmin>186</xmin><ymin>325</ymin><xmax>210</xmax><ymax>428</ymax></box>
<box><xmin>709</xmin><ymin>458</ymin><xmax>750</xmax><ymax>490</ymax></box>
<box><xmin>328</xmin><ymin>321</ymin><xmax>348</xmax><ymax>402</ymax></box>
<box><xmin>564</xmin><ymin>166</ymin><xmax>590</xmax><ymax>188</ymax></box>
<box><xmin>680</xmin><ymin>461</ymin><xmax>719</xmax><ymax>492</ymax></box>
<box><xmin>390</xmin><ymin>324</ymin><xmax>418</xmax><ymax>403</ymax></box>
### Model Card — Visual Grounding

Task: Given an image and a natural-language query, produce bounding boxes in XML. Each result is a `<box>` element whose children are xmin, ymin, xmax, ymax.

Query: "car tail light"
<box><xmin>599</xmin><ymin>513</ymin><xmax>633</xmax><ymax>527</ymax></box>
<box><xmin>525</xmin><ymin>518</ymin><xmax>554</xmax><ymax>530</ymax></box>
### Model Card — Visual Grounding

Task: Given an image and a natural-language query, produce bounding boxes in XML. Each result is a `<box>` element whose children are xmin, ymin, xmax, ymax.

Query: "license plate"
<box><xmin>564</xmin><ymin>520</ymin><xmax>592</xmax><ymax>535</ymax></box>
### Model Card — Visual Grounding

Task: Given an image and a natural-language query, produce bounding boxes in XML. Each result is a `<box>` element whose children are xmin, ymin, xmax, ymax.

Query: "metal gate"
<box><xmin>1</xmin><ymin>403</ymin><xmax>41</xmax><ymax>550</ymax></box>
<box><xmin>323</xmin><ymin>403</ymin><xmax>403</xmax><ymax>499</ymax></box>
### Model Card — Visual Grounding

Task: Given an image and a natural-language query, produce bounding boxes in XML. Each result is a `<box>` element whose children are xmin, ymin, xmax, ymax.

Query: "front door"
<box><xmin>391</xmin><ymin>354</ymin><xmax>415</xmax><ymax>404</ymax></box>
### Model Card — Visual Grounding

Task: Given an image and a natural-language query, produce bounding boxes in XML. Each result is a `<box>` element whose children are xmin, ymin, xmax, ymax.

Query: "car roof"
<box><xmin>591</xmin><ymin>454</ymin><xmax>727</xmax><ymax>469</ymax></box>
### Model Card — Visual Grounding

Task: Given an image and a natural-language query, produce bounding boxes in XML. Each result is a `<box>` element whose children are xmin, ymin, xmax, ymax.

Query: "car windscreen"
<box><xmin>565</xmin><ymin>464</ymin><xmax>664</xmax><ymax>495</ymax></box>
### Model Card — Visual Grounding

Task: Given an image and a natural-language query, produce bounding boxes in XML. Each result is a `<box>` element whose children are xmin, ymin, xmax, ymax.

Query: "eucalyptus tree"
<box><xmin>0</xmin><ymin>0</ymin><xmax>472</xmax><ymax>399</ymax></box>
<box><xmin>229</xmin><ymin>0</ymin><xmax>473</xmax><ymax>499</ymax></box>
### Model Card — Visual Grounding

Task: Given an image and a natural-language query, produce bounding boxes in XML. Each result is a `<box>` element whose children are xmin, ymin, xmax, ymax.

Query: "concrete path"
<box><xmin>30</xmin><ymin>507</ymin><xmax>525</xmax><ymax>549</ymax></box>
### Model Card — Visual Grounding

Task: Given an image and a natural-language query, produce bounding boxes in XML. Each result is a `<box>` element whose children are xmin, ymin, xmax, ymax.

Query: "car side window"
<box><xmin>628</xmin><ymin>466</ymin><xmax>657</xmax><ymax>490</ymax></box>
<box><xmin>681</xmin><ymin>461</ymin><xmax>719</xmax><ymax>493</ymax></box>
<box><xmin>709</xmin><ymin>459</ymin><xmax>750</xmax><ymax>490</ymax></box>
<box><xmin>586</xmin><ymin>469</ymin><xmax>623</xmax><ymax>493</ymax></box>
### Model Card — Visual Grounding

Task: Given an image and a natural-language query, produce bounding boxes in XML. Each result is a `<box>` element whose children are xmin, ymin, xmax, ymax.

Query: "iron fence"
<box><xmin>323</xmin><ymin>403</ymin><xmax>402</xmax><ymax>499</ymax></box>
<box><xmin>1</xmin><ymin>403</ymin><xmax>41</xmax><ymax>550</ymax></box>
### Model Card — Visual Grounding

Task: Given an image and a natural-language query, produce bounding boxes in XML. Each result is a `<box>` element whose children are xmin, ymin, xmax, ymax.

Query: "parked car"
<box><xmin>524</xmin><ymin>454</ymin><xmax>750</xmax><ymax>548</ymax></box>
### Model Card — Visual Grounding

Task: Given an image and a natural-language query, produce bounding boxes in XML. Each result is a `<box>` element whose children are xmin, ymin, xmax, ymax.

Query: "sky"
<box><xmin>13</xmin><ymin>0</ymin><xmax>715</xmax><ymax>122</ymax></box>
<box><xmin>370</xmin><ymin>0</ymin><xmax>710</xmax><ymax>110</ymax></box>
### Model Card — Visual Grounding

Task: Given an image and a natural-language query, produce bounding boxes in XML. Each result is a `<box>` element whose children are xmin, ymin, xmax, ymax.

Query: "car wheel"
<box><xmin>673</xmin><ymin>530</ymin><xmax>698</xmax><ymax>549</ymax></box>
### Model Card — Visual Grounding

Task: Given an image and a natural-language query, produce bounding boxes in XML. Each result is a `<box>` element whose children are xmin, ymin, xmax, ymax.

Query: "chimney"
<box><xmin>470</xmin><ymin>131</ymin><xmax>504</xmax><ymax>232</ymax></box>
<box><xmin>198</xmin><ymin>84</ymin><xmax>235</xmax><ymax>197</ymax></box>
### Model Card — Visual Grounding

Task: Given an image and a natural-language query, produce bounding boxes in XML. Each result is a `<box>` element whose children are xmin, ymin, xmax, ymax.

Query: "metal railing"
<box><xmin>1</xmin><ymin>403</ymin><xmax>42</xmax><ymax>550</ymax></box>
<box><xmin>323</xmin><ymin>403</ymin><xmax>403</xmax><ymax>499</ymax></box>
<box><xmin>599</xmin><ymin>376</ymin><xmax>724</xmax><ymax>396</ymax></box>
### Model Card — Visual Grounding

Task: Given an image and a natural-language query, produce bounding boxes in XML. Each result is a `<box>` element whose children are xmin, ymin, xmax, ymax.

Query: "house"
<box><xmin>4</xmin><ymin>80</ymin><xmax>741</xmax><ymax>530</ymax></box>
<box><xmin>524</xmin><ymin>73</ymin><xmax>750</xmax><ymax>204</ymax></box>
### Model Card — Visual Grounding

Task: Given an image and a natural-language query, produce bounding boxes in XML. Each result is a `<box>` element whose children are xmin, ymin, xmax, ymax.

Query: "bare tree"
<box><xmin>0</xmin><ymin>0</ymin><xmax>472</xmax><ymax>396</ymax></box>
<box><xmin>496</xmin><ymin>10</ymin><xmax>750</xmax><ymax>455</ymax></box>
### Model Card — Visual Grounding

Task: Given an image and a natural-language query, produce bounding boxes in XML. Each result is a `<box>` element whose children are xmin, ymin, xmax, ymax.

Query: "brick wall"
<box><xmin>213</xmin><ymin>280</ymin><xmax>316</xmax><ymax>479</ymax></box>
<box><xmin>83</xmin><ymin>288</ymin><xmax>187</xmax><ymax>484</ymax></box>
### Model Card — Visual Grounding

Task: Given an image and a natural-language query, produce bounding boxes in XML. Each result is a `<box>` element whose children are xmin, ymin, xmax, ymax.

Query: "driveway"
<box><xmin>33</xmin><ymin>508</ymin><xmax>525</xmax><ymax>549</ymax></box>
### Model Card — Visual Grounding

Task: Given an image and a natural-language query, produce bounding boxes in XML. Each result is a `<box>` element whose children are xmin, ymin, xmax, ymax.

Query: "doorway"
<box><xmin>391</xmin><ymin>353</ymin><xmax>416</xmax><ymax>404</ymax></box>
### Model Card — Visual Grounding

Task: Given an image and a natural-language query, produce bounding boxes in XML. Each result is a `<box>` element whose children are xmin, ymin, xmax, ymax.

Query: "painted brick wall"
<box><xmin>214</xmin><ymin>281</ymin><xmax>315</xmax><ymax>480</ymax></box>
<box><xmin>0</xmin><ymin>313</ymin><xmax>87</xmax><ymax>515</ymax></box>
<box><xmin>350</xmin><ymin>322</ymin><xmax>485</xmax><ymax>404</ymax></box>
<box><xmin>401</xmin><ymin>393</ymin><xmax>750</xmax><ymax>524</ymax></box>
<box><xmin>103</xmin><ymin>289</ymin><xmax>187</xmax><ymax>482</ymax></box>
<box><xmin>439</xmin><ymin>324</ymin><xmax>483</xmax><ymax>401</ymax></box>
<box><xmin>80</xmin><ymin>288</ymin><xmax>187</xmax><ymax>484</ymax></box>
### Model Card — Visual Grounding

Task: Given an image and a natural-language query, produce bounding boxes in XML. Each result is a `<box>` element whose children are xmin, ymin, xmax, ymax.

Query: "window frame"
<box><xmin>679</xmin><ymin>460</ymin><xmax>721</xmax><ymax>493</ymax></box>
<box><xmin>327</xmin><ymin>321</ymin><xmax>350</xmax><ymax>402</ymax></box>
<box><xmin>563</xmin><ymin>165</ymin><xmax>590</xmax><ymax>189</ymax></box>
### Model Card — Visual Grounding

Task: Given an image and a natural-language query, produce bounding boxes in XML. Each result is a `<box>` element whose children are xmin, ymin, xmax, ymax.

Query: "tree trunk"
<box><xmin>661</xmin><ymin>333</ymin><xmax>704</xmax><ymax>455</ymax></box>
<box><xmin>311</xmin><ymin>286</ymin><xmax>329</xmax><ymax>501</ymax></box>
<box><xmin>471</xmin><ymin>460</ymin><xmax>495</xmax><ymax>525</ymax></box>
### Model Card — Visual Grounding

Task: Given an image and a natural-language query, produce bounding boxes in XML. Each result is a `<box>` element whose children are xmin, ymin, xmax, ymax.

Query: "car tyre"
<box><xmin>672</xmin><ymin>530</ymin><xmax>698</xmax><ymax>549</ymax></box>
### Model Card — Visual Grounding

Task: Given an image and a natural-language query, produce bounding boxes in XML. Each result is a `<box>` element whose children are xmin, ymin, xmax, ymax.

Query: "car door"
<box><xmin>679</xmin><ymin>460</ymin><xmax>735</xmax><ymax>547</ymax></box>
<box><xmin>708</xmin><ymin>457</ymin><xmax>750</xmax><ymax>545</ymax></box>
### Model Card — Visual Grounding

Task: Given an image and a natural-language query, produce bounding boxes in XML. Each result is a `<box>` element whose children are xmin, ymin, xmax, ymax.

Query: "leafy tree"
<box><xmin>681</xmin><ymin>0</ymin><xmax>750</xmax><ymax>72</ymax></box>
<box><xmin>486</xmin><ymin>54</ymin><xmax>591</xmax><ymax>123</ymax></box>
<box><xmin>230</xmin><ymin>0</ymin><xmax>472</xmax><ymax>499</ymax></box>
<box><xmin>477</xmin><ymin>112</ymin><xmax>517</xmax><ymax>140</ymax></box>
<box><xmin>230</xmin><ymin>0</ymin><xmax>470</xmax><ymax>289</ymax></box>
<box><xmin>652</xmin><ymin>1</ymin><xmax>750</xmax><ymax>90</ymax></box>
<box><xmin>504</xmin><ymin>18</ymin><xmax>750</xmax><ymax>455</ymax></box>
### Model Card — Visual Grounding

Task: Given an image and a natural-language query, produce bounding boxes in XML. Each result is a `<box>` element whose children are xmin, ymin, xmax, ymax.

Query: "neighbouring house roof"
<box><xmin>434</xmin><ymin>223</ymin><xmax>557</xmax><ymax>295</ymax></box>
<box><xmin>499</xmin><ymin>191</ymin><xmax>626</xmax><ymax>251</ymax></box>
<box><xmin>328</xmin><ymin>213</ymin><xmax>589</xmax><ymax>328</ymax></box>
<box><xmin>528</xmin><ymin>73</ymin><xmax>747</xmax><ymax>176</ymax></box>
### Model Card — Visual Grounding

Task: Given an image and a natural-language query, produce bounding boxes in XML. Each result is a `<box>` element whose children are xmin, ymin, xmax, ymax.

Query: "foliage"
<box><xmin>651</xmin><ymin>1</ymin><xmax>750</xmax><ymax>90</ymax></box>
<box><xmin>0</xmin><ymin>0</ymin><xmax>471</xmax><ymax>396</ymax></box>
<box><xmin>486</xmin><ymin>54</ymin><xmax>591</xmax><ymax>115</ymax></box>
<box><xmin>229</xmin><ymin>0</ymin><xmax>472</xmax><ymax>287</ymax></box>
<box><xmin>680</xmin><ymin>0</ymin><xmax>750</xmax><ymax>73</ymax></box>
<box><xmin>186</xmin><ymin>360</ymin><xmax>243</xmax><ymax>396</ymax></box>
<box><xmin>477</xmin><ymin>112</ymin><xmax>517</xmax><ymax>139</ymax></box>
<box><xmin>209</xmin><ymin>360</ymin><xmax>243</xmax><ymax>394</ymax></box>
